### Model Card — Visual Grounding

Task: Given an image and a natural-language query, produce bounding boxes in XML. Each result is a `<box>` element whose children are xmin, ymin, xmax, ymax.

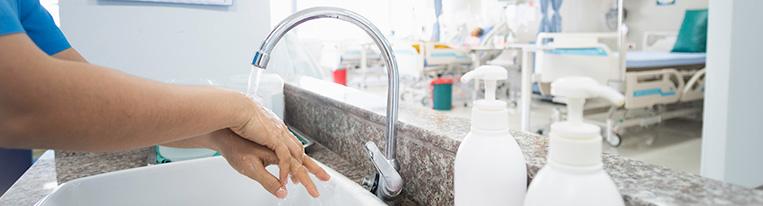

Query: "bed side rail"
<box><xmin>642</xmin><ymin>31</ymin><xmax>678</xmax><ymax>51</ymax></box>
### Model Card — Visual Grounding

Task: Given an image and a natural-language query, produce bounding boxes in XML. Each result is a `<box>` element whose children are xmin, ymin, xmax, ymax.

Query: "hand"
<box><xmin>230</xmin><ymin>98</ymin><xmax>309</xmax><ymax>188</ymax></box>
<box><xmin>176</xmin><ymin>129</ymin><xmax>331</xmax><ymax>198</ymax></box>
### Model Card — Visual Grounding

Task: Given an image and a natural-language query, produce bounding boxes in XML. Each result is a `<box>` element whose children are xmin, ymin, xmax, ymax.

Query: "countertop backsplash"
<box><xmin>283</xmin><ymin>81</ymin><xmax>763</xmax><ymax>206</ymax></box>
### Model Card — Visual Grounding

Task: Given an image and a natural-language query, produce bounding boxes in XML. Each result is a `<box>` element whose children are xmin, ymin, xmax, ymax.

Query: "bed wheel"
<box><xmin>606</xmin><ymin>133</ymin><xmax>622</xmax><ymax>147</ymax></box>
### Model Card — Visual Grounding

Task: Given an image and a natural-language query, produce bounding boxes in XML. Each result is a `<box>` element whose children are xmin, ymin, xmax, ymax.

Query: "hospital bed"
<box><xmin>535</xmin><ymin>32</ymin><xmax>706</xmax><ymax>146</ymax></box>
<box><xmin>340</xmin><ymin>42</ymin><xmax>473</xmax><ymax>107</ymax></box>
<box><xmin>400</xmin><ymin>42</ymin><xmax>473</xmax><ymax>107</ymax></box>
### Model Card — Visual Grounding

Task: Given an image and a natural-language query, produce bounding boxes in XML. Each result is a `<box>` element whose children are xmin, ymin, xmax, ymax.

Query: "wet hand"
<box><xmin>207</xmin><ymin>129</ymin><xmax>330</xmax><ymax>198</ymax></box>
<box><xmin>229</xmin><ymin>98</ymin><xmax>313</xmax><ymax>187</ymax></box>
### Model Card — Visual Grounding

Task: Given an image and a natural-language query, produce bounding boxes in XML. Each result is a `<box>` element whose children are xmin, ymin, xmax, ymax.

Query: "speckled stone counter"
<box><xmin>0</xmin><ymin>148</ymin><xmax>154</xmax><ymax>206</ymax></box>
<box><xmin>283</xmin><ymin>80</ymin><xmax>763</xmax><ymax>206</ymax></box>
<box><xmin>0</xmin><ymin>151</ymin><xmax>57</xmax><ymax>206</ymax></box>
<box><xmin>55</xmin><ymin>148</ymin><xmax>154</xmax><ymax>183</ymax></box>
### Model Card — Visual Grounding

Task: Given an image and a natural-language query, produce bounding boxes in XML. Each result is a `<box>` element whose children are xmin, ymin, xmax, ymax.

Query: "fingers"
<box><xmin>246</xmin><ymin>142</ymin><xmax>279</xmax><ymax>165</ymax></box>
<box><xmin>236</xmin><ymin>157</ymin><xmax>287</xmax><ymax>199</ymax></box>
<box><xmin>285</xmin><ymin>130</ymin><xmax>306</xmax><ymax>162</ymax></box>
<box><xmin>256</xmin><ymin>104</ymin><xmax>305</xmax><ymax>165</ymax></box>
<box><xmin>291</xmin><ymin>175</ymin><xmax>300</xmax><ymax>184</ymax></box>
<box><xmin>290</xmin><ymin>158</ymin><xmax>320</xmax><ymax>198</ymax></box>
<box><xmin>273</xmin><ymin>144</ymin><xmax>292</xmax><ymax>186</ymax></box>
<box><xmin>217</xmin><ymin>129</ymin><xmax>328</xmax><ymax>199</ymax></box>
<box><xmin>302</xmin><ymin>155</ymin><xmax>331</xmax><ymax>181</ymax></box>
<box><xmin>232</xmin><ymin>103</ymin><xmax>303</xmax><ymax>185</ymax></box>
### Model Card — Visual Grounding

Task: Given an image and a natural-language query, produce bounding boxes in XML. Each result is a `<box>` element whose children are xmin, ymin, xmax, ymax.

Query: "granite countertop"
<box><xmin>0</xmin><ymin>148</ymin><xmax>155</xmax><ymax>206</ymax></box>
<box><xmin>285</xmin><ymin>78</ymin><xmax>763</xmax><ymax>206</ymax></box>
<box><xmin>0</xmin><ymin>151</ymin><xmax>57</xmax><ymax>206</ymax></box>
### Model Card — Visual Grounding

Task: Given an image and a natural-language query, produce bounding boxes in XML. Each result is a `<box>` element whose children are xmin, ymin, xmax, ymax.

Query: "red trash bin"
<box><xmin>333</xmin><ymin>68</ymin><xmax>347</xmax><ymax>86</ymax></box>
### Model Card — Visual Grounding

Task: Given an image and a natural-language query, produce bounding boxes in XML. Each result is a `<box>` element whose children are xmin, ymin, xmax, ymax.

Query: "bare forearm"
<box><xmin>161</xmin><ymin>129</ymin><xmax>239</xmax><ymax>151</ymax></box>
<box><xmin>52</xmin><ymin>48</ymin><xmax>88</xmax><ymax>63</ymax></box>
<box><xmin>0</xmin><ymin>34</ymin><xmax>251</xmax><ymax>151</ymax></box>
<box><xmin>162</xmin><ymin>132</ymin><xmax>218</xmax><ymax>150</ymax></box>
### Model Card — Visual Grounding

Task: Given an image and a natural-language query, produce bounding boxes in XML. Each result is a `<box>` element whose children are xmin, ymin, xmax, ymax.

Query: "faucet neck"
<box><xmin>251</xmin><ymin>7</ymin><xmax>400</xmax><ymax>162</ymax></box>
<box><xmin>251</xmin><ymin>7</ymin><xmax>402</xmax><ymax>200</ymax></box>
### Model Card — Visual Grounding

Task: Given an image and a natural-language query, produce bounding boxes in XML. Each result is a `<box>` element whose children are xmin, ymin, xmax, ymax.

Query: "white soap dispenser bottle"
<box><xmin>454</xmin><ymin>65</ymin><xmax>527</xmax><ymax>206</ymax></box>
<box><xmin>524</xmin><ymin>76</ymin><xmax>626</xmax><ymax>206</ymax></box>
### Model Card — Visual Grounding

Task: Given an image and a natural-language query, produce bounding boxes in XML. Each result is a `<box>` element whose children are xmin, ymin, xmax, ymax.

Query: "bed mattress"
<box><xmin>627</xmin><ymin>51</ymin><xmax>706</xmax><ymax>69</ymax></box>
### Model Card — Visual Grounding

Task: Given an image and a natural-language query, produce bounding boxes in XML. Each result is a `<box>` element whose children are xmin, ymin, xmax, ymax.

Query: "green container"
<box><xmin>431</xmin><ymin>78</ymin><xmax>453</xmax><ymax>111</ymax></box>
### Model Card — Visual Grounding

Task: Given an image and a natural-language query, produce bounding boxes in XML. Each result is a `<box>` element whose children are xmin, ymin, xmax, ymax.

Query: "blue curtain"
<box><xmin>539</xmin><ymin>0</ymin><xmax>550</xmax><ymax>33</ymax></box>
<box><xmin>432</xmin><ymin>0</ymin><xmax>443</xmax><ymax>41</ymax></box>
<box><xmin>539</xmin><ymin>0</ymin><xmax>563</xmax><ymax>33</ymax></box>
<box><xmin>550</xmin><ymin>0</ymin><xmax>563</xmax><ymax>32</ymax></box>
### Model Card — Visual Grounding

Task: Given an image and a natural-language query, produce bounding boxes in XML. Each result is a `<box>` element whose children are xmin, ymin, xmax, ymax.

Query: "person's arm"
<box><xmin>0</xmin><ymin>33</ymin><xmax>266</xmax><ymax>152</ymax></box>
<box><xmin>0</xmin><ymin>33</ymin><xmax>310</xmax><ymax>191</ymax></box>
<box><xmin>45</xmin><ymin>42</ymin><xmax>330</xmax><ymax>198</ymax></box>
<box><xmin>52</xmin><ymin>48</ymin><xmax>87</xmax><ymax>63</ymax></box>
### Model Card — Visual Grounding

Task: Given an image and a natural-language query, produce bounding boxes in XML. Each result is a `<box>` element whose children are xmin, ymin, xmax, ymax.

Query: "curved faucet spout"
<box><xmin>251</xmin><ymin>7</ymin><xmax>401</xmax><ymax>200</ymax></box>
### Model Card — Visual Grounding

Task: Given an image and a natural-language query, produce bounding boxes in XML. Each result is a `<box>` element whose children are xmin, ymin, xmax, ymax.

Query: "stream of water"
<box><xmin>248</xmin><ymin>65</ymin><xmax>264</xmax><ymax>97</ymax></box>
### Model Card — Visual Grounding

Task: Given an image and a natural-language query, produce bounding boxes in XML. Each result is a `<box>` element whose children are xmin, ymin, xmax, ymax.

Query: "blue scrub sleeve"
<box><xmin>0</xmin><ymin>0</ymin><xmax>24</xmax><ymax>35</ymax></box>
<box><xmin>19</xmin><ymin>0</ymin><xmax>71</xmax><ymax>55</ymax></box>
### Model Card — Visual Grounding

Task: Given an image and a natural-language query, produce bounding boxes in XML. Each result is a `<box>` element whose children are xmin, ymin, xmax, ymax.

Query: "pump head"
<box><xmin>550</xmin><ymin>77</ymin><xmax>624</xmax><ymax>124</ymax></box>
<box><xmin>461</xmin><ymin>65</ymin><xmax>508</xmax><ymax>101</ymax></box>
<box><xmin>551</xmin><ymin>77</ymin><xmax>625</xmax><ymax>107</ymax></box>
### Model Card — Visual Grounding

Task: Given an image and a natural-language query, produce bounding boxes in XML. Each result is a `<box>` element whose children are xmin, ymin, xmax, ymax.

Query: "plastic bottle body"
<box><xmin>524</xmin><ymin>162</ymin><xmax>624</xmax><ymax>206</ymax></box>
<box><xmin>525</xmin><ymin>76</ymin><xmax>626</xmax><ymax>206</ymax></box>
<box><xmin>454</xmin><ymin>131</ymin><xmax>527</xmax><ymax>206</ymax></box>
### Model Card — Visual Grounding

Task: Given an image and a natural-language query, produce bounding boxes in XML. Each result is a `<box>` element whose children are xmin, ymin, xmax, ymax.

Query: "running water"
<box><xmin>247</xmin><ymin>65</ymin><xmax>264</xmax><ymax>97</ymax></box>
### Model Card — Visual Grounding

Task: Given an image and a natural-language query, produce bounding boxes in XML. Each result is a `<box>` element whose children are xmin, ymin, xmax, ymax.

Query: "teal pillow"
<box><xmin>672</xmin><ymin>9</ymin><xmax>709</xmax><ymax>53</ymax></box>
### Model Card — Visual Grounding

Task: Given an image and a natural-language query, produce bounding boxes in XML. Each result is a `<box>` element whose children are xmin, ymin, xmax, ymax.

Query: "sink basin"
<box><xmin>36</xmin><ymin>156</ymin><xmax>385</xmax><ymax>206</ymax></box>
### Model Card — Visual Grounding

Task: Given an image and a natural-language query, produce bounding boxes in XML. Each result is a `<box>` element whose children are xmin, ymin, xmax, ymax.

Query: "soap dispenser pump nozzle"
<box><xmin>461</xmin><ymin>65</ymin><xmax>508</xmax><ymax>102</ymax></box>
<box><xmin>551</xmin><ymin>77</ymin><xmax>625</xmax><ymax>124</ymax></box>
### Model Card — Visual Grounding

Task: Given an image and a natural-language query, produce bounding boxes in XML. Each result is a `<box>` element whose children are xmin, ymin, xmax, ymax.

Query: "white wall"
<box><xmin>624</xmin><ymin>0</ymin><xmax>708</xmax><ymax>50</ymax></box>
<box><xmin>559</xmin><ymin>0</ymin><xmax>611</xmax><ymax>33</ymax></box>
<box><xmin>702</xmin><ymin>0</ymin><xmax>763</xmax><ymax>188</ymax></box>
<box><xmin>60</xmin><ymin>0</ymin><xmax>270</xmax><ymax>91</ymax></box>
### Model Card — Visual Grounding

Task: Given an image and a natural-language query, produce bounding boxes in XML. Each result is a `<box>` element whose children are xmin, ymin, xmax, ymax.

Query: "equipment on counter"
<box><xmin>333</xmin><ymin>68</ymin><xmax>348</xmax><ymax>86</ymax></box>
<box><xmin>430</xmin><ymin>76</ymin><xmax>454</xmax><ymax>111</ymax></box>
<box><xmin>524</xmin><ymin>76</ymin><xmax>625</xmax><ymax>206</ymax></box>
<box><xmin>455</xmin><ymin>65</ymin><xmax>526</xmax><ymax>206</ymax></box>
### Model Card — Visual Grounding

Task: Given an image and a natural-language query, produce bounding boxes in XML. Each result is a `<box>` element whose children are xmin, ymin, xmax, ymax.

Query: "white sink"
<box><xmin>36</xmin><ymin>156</ymin><xmax>385</xmax><ymax>206</ymax></box>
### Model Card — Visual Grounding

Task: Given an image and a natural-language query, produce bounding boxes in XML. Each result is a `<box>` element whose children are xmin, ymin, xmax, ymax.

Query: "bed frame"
<box><xmin>535</xmin><ymin>32</ymin><xmax>705</xmax><ymax>146</ymax></box>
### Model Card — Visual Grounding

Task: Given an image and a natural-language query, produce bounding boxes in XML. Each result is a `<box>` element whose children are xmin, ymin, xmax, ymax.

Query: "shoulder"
<box><xmin>0</xmin><ymin>0</ymin><xmax>23</xmax><ymax>35</ymax></box>
<box><xmin>17</xmin><ymin>0</ymin><xmax>43</xmax><ymax>17</ymax></box>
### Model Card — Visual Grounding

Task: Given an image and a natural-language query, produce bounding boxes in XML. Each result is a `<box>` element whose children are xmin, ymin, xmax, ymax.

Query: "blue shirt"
<box><xmin>0</xmin><ymin>0</ymin><xmax>70</xmax><ymax>55</ymax></box>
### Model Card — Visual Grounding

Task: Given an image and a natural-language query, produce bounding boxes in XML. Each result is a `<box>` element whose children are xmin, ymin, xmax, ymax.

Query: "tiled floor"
<box><xmin>605</xmin><ymin>118</ymin><xmax>702</xmax><ymax>174</ymax></box>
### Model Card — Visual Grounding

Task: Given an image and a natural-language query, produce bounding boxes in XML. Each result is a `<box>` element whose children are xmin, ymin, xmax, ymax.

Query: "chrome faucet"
<box><xmin>251</xmin><ymin>7</ymin><xmax>403</xmax><ymax>201</ymax></box>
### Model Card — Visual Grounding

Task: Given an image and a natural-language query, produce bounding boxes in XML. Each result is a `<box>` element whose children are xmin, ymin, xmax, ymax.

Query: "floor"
<box><xmin>354</xmin><ymin>80</ymin><xmax>703</xmax><ymax>175</ymax></box>
<box><xmin>606</xmin><ymin>118</ymin><xmax>702</xmax><ymax>174</ymax></box>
